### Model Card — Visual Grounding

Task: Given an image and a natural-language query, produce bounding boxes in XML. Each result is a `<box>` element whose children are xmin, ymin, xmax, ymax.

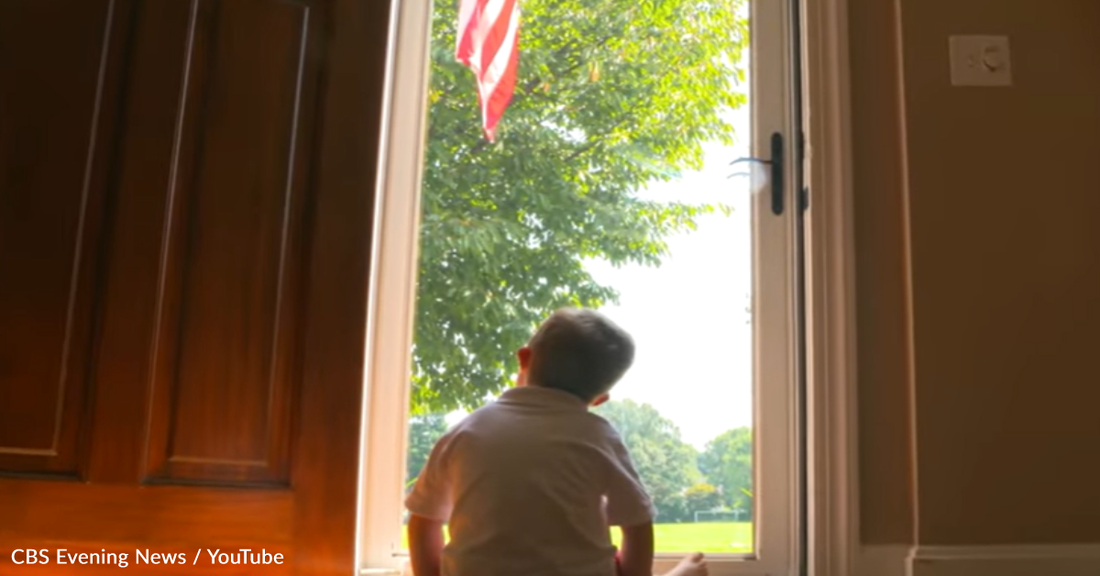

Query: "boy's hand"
<box><xmin>618</xmin><ymin>522</ymin><xmax>655</xmax><ymax>576</ymax></box>
<box><xmin>408</xmin><ymin>514</ymin><xmax>445</xmax><ymax>576</ymax></box>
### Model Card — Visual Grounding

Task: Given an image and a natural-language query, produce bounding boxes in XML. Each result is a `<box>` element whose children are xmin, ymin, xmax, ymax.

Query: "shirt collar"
<box><xmin>498</xmin><ymin>385</ymin><xmax>589</xmax><ymax>410</ymax></box>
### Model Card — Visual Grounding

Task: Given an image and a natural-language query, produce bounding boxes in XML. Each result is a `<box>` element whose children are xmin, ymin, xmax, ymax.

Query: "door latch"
<box><xmin>728</xmin><ymin>132</ymin><xmax>784</xmax><ymax>216</ymax></box>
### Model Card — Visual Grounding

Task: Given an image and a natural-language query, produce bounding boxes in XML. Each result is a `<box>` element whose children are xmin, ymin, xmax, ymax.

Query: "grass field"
<box><xmin>400</xmin><ymin>522</ymin><xmax>753</xmax><ymax>554</ymax></box>
<box><xmin>649</xmin><ymin>522</ymin><xmax>753</xmax><ymax>554</ymax></box>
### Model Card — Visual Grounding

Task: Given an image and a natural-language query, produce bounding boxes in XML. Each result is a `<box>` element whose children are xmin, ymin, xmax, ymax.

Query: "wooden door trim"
<box><xmin>0</xmin><ymin>479</ymin><xmax>292</xmax><ymax>543</ymax></box>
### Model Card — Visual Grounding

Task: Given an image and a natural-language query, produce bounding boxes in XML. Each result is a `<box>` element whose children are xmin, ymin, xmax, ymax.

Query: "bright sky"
<box><xmin>582</xmin><ymin>106</ymin><xmax>761</xmax><ymax>449</ymax></box>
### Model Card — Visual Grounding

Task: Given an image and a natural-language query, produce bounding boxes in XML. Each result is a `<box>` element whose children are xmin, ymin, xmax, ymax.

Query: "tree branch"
<box><xmin>565</xmin><ymin>112</ymin><xmax>637</xmax><ymax>163</ymax></box>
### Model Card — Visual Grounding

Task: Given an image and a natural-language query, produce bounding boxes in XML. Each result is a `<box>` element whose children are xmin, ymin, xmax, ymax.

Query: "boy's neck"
<box><xmin>513</xmin><ymin>378</ymin><xmax>607</xmax><ymax>409</ymax></box>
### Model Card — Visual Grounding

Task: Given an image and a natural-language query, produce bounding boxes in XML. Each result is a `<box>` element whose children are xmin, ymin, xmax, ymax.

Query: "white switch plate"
<box><xmin>949</xmin><ymin>35</ymin><xmax>1013</xmax><ymax>87</ymax></box>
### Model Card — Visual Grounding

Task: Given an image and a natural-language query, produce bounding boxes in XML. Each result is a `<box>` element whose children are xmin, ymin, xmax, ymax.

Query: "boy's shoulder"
<box><xmin>589</xmin><ymin>414</ymin><xmax>632</xmax><ymax>453</ymax></box>
<box><xmin>461</xmin><ymin>396</ymin><xmax>624</xmax><ymax>441</ymax></box>
<box><xmin>582</xmin><ymin>410</ymin><xmax>621</xmax><ymax>436</ymax></box>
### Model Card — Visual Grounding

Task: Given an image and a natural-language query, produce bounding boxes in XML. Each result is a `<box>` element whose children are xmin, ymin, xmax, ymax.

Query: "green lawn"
<box><xmin>649</xmin><ymin>522</ymin><xmax>753</xmax><ymax>554</ymax></box>
<box><xmin>400</xmin><ymin>522</ymin><xmax>753</xmax><ymax>554</ymax></box>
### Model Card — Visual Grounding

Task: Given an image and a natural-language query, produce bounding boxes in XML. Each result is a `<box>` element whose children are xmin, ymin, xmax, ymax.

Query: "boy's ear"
<box><xmin>591</xmin><ymin>393</ymin><xmax>610</xmax><ymax>407</ymax></box>
<box><xmin>517</xmin><ymin>346</ymin><xmax>532</xmax><ymax>369</ymax></box>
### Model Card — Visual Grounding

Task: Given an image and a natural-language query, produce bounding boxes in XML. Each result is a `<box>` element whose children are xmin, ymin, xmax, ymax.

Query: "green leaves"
<box><xmin>684</xmin><ymin>483</ymin><xmax>724</xmax><ymax>514</ymax></box>
<box><xmin>698</xmin><ymin>427</ymin><xmax>753</xmax><ymax>512</ymax></box>
<box><xmin>404</xmin><ymin>414</ymin><xmax>449</xmax><ymax>486</ymax></box>
<box><xmin>595</xmin><ymin>400</ymin><xmax>701</xmax><ymax>522</ymax></box>
<box><xmin>595</xmin><ymin>401</ymin><xmax>754</xmax><ymax>522</ymax></box>
<box><xmin>413</xmin><ymin>0</ymin><xmax>749</xmax><ymax>412</ymax></box>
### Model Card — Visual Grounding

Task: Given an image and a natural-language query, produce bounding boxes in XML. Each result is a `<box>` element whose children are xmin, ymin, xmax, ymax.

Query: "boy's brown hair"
<box><xmin>525</xmin><ymin>308</ymin><xmax>635</xmax><ymax>402</ymax></box>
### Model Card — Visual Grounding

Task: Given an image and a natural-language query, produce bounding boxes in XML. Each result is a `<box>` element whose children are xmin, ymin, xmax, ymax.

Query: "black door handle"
<box><xmin>728</xmin><ymin>132</ymin><xmax>784</xmax><ymax>216</ymax></box>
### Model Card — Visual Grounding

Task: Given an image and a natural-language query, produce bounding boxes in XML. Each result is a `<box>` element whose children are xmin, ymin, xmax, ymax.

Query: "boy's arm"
<box><xmin>404</xmin><ymin>431</ymin><xmax>456</xmax><ymax>576</ymax></box>
<box><xmin>618</xmin><ymin>522</ymin><xmax>655</xmax><ymax>576</ymax></box>
<box><xmin>602</xmin><ymin>427</ymin><xmax>659</xmax><ymax>528</ymax></box>
<box><xmin>408</xmin><ymin>514</ymin><xmax>445</xmax><ymax>576</ymax></box>
<box><xmin>601</xmin><ymin>425</ymin><xmax>658</xmax><ymax>576</ymax></box>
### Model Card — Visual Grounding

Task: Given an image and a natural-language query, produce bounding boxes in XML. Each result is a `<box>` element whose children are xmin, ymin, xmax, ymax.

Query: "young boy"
<box><xmin>405</xmin><ymin>308</ymin><xmax>708</xmax><ymax>576</ymax></box>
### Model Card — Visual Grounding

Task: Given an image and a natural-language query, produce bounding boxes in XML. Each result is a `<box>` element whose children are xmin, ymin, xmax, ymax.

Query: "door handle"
<box><xmin>728</xmin><ymin>132</ymin><xmax>784</xmax><ymax>216</ymax></box>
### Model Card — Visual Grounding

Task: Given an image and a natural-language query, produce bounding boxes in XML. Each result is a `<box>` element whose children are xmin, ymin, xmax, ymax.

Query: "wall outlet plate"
<box><xmin>949</xmin><ymin>35</ymin><xmax>1013</xmax><ymax>87</ymax></box>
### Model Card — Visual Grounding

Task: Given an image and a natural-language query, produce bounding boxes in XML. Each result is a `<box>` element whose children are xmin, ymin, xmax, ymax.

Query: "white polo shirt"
<box><xmin>405</xmin><ymin>385</ymin><xmax>657</xmax><ymax>576</ymax></box>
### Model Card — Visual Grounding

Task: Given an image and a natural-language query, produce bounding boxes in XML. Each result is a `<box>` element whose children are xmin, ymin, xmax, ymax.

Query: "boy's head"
<box><xmin>517</xmin><ymin>308</ymin><xmax>635</xmax><ymax>405</ymax></box>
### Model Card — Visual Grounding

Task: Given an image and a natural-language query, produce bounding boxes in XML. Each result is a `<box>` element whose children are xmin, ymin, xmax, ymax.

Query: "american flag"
<box><xmin>456</xmin><ymin>0</ymin><xmax>521</xmax><ymax>142</ymax></box>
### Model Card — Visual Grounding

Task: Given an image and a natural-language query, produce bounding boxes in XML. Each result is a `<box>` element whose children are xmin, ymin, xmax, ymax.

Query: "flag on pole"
<box><xmin>456</xmin><ymin>0</ymin><xmax>521</xmax><ymax>142</ymax></box>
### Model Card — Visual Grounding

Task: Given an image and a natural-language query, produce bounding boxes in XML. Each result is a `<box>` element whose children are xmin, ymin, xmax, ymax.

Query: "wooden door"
<box><xmin>0</xmin><ymin>0</ymin><xmax>389</xmax><ymax>573</ymax></box>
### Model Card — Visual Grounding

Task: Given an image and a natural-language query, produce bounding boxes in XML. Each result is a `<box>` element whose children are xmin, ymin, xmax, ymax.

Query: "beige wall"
<box><xmin>851</xmin><ymin>0</ymin><xmax>1100</xmax><ymax>547</ymax></box>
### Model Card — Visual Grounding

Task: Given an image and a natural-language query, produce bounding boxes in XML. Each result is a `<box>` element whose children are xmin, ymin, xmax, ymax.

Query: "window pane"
<box><xmin>402</xmin><ymin>0</ymin><xmax>767</xmax><ymax>558</ymax></box>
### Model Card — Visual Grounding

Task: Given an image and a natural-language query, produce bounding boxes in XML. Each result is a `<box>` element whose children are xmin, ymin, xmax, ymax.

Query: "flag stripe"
<box><xmin>482</xmin><ymin>17</ymin><xmax>519</xmax><ymax>140</ymax></box>
<box><xmin>455</xmin><ymin>0</ymin><xmax>486</xmax><ymax>65</ymax></box>
<box><xmin>480</xmin><ymin>2</ymin><xmax>518</xmax><ymax>90</ymax></box>
<box><xmin>475</xmin><ymin>0</ymin><xmax>512</xmax><ymax>74</ymax></box>
<box><xmin>456</xmin><ymin>0</ymin><xmax>520</xmax><ymax>141</ymax></box>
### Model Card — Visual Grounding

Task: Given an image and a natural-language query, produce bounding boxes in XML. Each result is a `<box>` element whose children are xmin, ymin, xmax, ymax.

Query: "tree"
<box><xmin>698</xmin><ymin>427</ymin><xmax>753</xmax><ymax>512</ymax></box>
<box><xmin>411</xmin><ymin>0</ymin><xmax>749</xmax><ymax>414</ymax></box>
<box><xmin>684</xmin><ymin>483</ymin><xmax>724</xmax><ymax>516</ymax></box>
<box><xmin>405</xmin><ymin>414</ymin><xmax>450</xmax><ymax>488</ymax></box>
<box><xmin>595</xmin><ymin>400</ymin><xmax>701</xmax><ymax>522</ymax></box>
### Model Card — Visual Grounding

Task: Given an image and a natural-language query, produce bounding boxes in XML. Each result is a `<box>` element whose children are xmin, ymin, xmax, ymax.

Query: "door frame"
<box><xmin>801</xmin><ymin>0</ymin><xmax>860</xmax><ymax>574</ymax></box>
<box><xmin>357</xmin><ymin>0</ymin><xmax>859</xmax><ymax>574</ymax></box>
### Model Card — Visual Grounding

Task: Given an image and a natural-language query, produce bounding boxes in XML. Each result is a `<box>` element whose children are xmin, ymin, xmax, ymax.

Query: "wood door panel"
<box><xmin>0</xmin><ymin>0</ymin><xmax>388</xmax><ymax>571</ymax></box>
<box><xmin>142</xmin><ymin>0</ymin><xmax>319</xmax><ymax>486</ymax></box>
<box><xmin>82</xmin><ymin>0</ymin><xmax>200</xmax><ymax>485</ymax></box>
<box><xmin>0</xmin><ymin>0</ymin><xmax>128</xmax><ymax>477</ymax></box>
<box><xmin>0</xmin><ymin>479</ymin><xmax>291</xmax><ymax>543</ymax></box>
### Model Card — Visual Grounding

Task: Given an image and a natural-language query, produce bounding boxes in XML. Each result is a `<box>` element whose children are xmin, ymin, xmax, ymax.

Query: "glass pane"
<box><xmin>403</xmin><ymin>0</ymin><xmax>768</xmax><ymax>558</ymax></box>
<box><xmin>584</xmin><ymin>131</ymin><xmax>756</xmax><ymax>554</ymax></box>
